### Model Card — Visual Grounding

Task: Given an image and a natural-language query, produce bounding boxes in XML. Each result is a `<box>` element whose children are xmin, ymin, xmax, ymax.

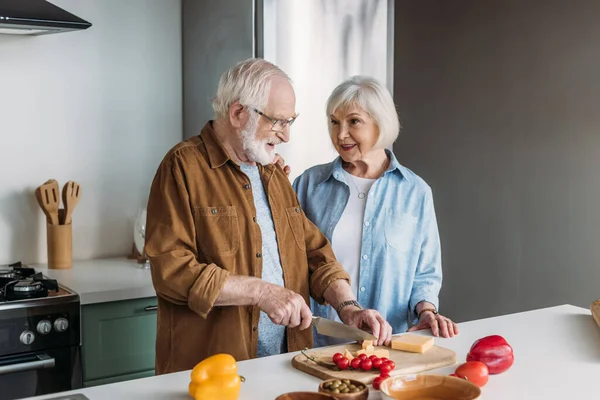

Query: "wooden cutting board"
<box><xmin>591</xmin><ymin>299</ymin><xmax>600</xmax><ymax>330</ymax></box>
<box><xmin>292</xmin><ymin>341</ymin><xmax>457</xmax><ymax>384</ymax></box>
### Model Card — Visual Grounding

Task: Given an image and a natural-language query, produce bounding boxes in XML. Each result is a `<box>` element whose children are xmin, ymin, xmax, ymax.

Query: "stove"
<box><xmin>0</xmin><ymin>262</ymin><xmax>82</xmax><ymax>400</ymax></box>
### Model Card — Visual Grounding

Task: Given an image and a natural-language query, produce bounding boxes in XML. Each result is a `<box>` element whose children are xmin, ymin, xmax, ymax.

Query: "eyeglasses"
<box><xmin>253</xmin><ymin>108</ymin><xmax>299</xmax><ymax>131</ymax></box>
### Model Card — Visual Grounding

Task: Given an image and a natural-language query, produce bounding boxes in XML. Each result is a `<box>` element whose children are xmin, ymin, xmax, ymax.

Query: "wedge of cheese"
<box><xmin>373</xmin><ymin>349</ymin><xmax>390</xmax><ymax>358</ymax></box>
<box><xmin>343</xmin><ymin>349</ymin><xmax>354</xmax><ymax>361</ymax></box>
<box><xmin>391</xmin><ymin>334</ymin><xmax>434</xmax><ymax>353</ymax></box>
<box><xmin>361</xmin><ymin>340</ymin><xmax>374</xmax><ymax>350</ymax></box>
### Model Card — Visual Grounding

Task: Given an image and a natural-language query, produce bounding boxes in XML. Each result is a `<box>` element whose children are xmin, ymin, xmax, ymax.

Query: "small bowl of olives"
<box><xmin>318</xmin><ymin>378</ymin><xmax>368</xmax><ymax>400</ymax></box>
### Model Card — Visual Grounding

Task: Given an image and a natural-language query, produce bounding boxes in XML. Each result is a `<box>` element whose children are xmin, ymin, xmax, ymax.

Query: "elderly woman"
<box><xmin>293</xmin><ymin>76</ymin><xmax>457</xmax><ymax>347</ymax></box>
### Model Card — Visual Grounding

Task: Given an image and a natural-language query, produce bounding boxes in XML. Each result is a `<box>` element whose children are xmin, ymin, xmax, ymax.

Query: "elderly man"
<box><xmin>145</xmin><ymin>58</ymin><xmax>392</xmax><ymax>374</ymax></box>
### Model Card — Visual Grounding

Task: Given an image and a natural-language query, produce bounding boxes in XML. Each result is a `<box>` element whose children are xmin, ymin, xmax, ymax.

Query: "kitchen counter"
<box><xmin>33</xmin><ymin>257</ymin><xmax>155</xmax><ymax>305</ymax></box>
<box><xmin>22</xmin><ymin>304</ymin><xmax>600</xmax><ymax>399</ymax></box>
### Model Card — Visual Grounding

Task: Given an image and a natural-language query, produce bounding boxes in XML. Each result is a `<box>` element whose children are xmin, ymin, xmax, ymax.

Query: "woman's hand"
<box><xmin>273</xmin><ymin>153</ymin><xmax>291</xmax><ymax>176</ymax></box>
<box><xmin>407</xmin><ymin>311</ymin><xmax>459</xmax><ymax>338</ymax></box>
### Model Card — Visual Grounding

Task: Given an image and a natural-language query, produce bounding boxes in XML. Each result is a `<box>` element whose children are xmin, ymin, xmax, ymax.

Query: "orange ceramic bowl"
<box><xmin>379</xmin><ymin>374</ymin><xmax>481</xmax><ymax>400</ymax></box>
<box><xmin>275</xmin><ymin>392</ymin><xmax>337</xmax><ymax>400</ymax></box>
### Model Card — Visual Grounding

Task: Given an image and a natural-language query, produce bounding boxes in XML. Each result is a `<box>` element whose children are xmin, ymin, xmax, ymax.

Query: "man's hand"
<box><xmin>273</xmin><ymin>153</ymin><xmax>291</xmax><ymax>176</ymax></box>
<box><xmin>339</xmin><ymin>307</ymin><xmax>393</xmax><ymax>346</ymax></box>
<box><xmin>256</xmin><ymin>282</ymin><xmax>312</xmax><ymax>330</ymax></box>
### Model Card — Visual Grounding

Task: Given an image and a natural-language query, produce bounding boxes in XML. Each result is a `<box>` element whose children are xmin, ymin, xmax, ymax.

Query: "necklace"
<box><xmin>344</xmin><ymin>157</ymin><xmax>389</xmax><ymax>199</ymax></box>
<box><xmin>348</xmin><ymin>173</ymin><xmax>369</xmax><ymax>199</ymax></box>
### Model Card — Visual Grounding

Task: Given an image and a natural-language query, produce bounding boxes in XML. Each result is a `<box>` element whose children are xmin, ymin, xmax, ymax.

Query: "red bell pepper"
<box><xmin>466</xmin><ymin>335</ymin><xmax>514</xmax><ymax>374</ymax></box>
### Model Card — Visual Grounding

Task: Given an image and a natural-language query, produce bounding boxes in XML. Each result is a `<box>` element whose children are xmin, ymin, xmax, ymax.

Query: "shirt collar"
<box><xmin>200</xmin><ymin>120</ymin><xmax>275</xmax><ymax>173</ymax></box>
<box><xmin>317</xmin><ymin>148</ymin><xmax>409</xmax><ymax>186</ymax></box>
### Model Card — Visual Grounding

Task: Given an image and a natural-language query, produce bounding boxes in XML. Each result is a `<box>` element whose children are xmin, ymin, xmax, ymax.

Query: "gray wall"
<box><xmin>393</xmin><ymin>0</ymin><xmax>600</xmax><ymax>322</ymax></box>
<box><xmin>182</xmin><ymin>0</ymin><xmax>254</xmax><ymax>139</ymax></box>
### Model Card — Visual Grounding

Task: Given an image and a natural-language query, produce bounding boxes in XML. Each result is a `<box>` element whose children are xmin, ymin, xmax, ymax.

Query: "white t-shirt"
<box><xmin>328</xmin><ymin>170</ymin><xmax>376</xmax><ymax>322</ymax></box>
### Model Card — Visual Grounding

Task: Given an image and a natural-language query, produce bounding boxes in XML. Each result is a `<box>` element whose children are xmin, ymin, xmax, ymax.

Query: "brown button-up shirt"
<box><xmin>145</xmin><ymin>121</ymin><xmax>350</xmax><ymax>374</ymax></box>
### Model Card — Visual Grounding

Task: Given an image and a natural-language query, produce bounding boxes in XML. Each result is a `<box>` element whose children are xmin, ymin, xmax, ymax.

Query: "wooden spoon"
<box><xmin>38</xmin><ymin>180</ymin><xmax>60</xmax><ymax>225</ymax></box>
<box><xmin>62</xmin><ymin>181</ymin><xmax>81</xmax><ymax>225</ymax></box>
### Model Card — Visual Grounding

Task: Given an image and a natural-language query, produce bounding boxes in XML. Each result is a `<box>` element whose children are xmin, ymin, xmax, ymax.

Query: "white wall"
<box><xmin>262</xmin><ymin>0</ymin><xmax>392</xmax><ymax>181</ymax></box>
<box><xmin>0</xmin><ymin>0</ymin><xmax>182</xmax><ymax>265</ymax></box>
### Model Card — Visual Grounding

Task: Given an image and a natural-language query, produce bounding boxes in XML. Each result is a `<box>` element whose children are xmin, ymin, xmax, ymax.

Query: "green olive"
<box><xmin>342</xmin><ymin>379</ymin><xmax>350</xmax><ymax>385</ymax></box>
<box><xmin>332</xmin><ymin>388</ymin><xmax>340</xmax><ymax>394</ymax></box>
<box><xmin>349</xmin><ymin>384</ymin><xmax>356</xmax><ymax>390</ymax></box>
<box><xmin>341</xmin><ymin>388</ymin><xmax>350</xmax><ymax>393</ymax></box>
<box><xmin>350</xmin><ymin>388</ymin><xmax>360</xmax><ymax>393</ymax></box>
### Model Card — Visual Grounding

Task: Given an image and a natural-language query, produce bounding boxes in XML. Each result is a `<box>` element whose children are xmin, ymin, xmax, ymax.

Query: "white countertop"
<box><xmin>23</xmin><ymin>304</ymin><xmax>600</xmax><ymax>399</ymax></box>
<box><xmin>33</xmin><ymin>257</ymin><xmax>156</xmax><ymax>305</ymax></box>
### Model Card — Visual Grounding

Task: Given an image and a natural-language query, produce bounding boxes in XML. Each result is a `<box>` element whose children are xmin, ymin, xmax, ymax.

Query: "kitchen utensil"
<box><xmin>36</xmin><ymin>180</ymin><xmax>60</xmax><ymax>225</ymax></box>
<box><xmin>62</xmin><ymin>180</ymin><xmax>81</xmax><ymax>225</ymax></box>
<box><xmin>591</xmin><ymin>299</ymin><xmax>600</xmax><ymax>330</ymax></box>
<box><xmin>311</xmin><ymin>317</ymin><xmax>376</xmax><ymax>341</ymax></box>
<box><xmin>379</xmin><ymin>374</ymin><xmax>481</xmax><ymax>400</ymax></box>
<box><xmin>35</xmin><ymin>187</ymin><xmax>53</xmax><ymax>224</ymax></box>
<box><xmin>318</xmin><ymin>378</ymin><xmax>368</xmax><ymax>400</ymax></box>
<box><xmin>275</xmin><ymin>392</ymin><xmax>336</xmax><ymax>400</ymax></box>
<box><xmin>291</xmin><ymin>341</ymin><xmax>456</xmax><ymax>384</ymax></box>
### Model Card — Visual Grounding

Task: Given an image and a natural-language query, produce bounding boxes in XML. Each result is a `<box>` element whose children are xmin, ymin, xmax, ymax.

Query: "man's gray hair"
<box><xmin>326</xmin><ymin>76</ymin><xmax>401</xmax><ymax>150</ymax></box>
<box><xmin>212</xmin><ymin>58</ymin><xmax>291</xmax><ymax>120</ymax></box>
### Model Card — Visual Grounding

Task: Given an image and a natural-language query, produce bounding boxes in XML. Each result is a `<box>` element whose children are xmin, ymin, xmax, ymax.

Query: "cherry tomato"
<box><xmin>372</xmin><ymin>375</ymin><xmax>385</xmax><ymax>390</ymax></box>
<box><xmin>372</xmin><ymin>358</ymin><xmax>383</xmax><ymax>369</ymax></box>
<box><xmin>332</xmin><ymin>353</ymin><xmax>344</xmax><ymax>363</ymax></box>
<box><xmin>336</xmin><ymin>357</ymin><xmax>350</xmax><ymax>370</ymax></box>
<box><xmin>380</xmin><ymin>357</ymin><xmax>389</xmax><ymax>363</ymax></box>
<box><xmin>369</xmin><ymin>355</ymin><xmax>379</xmax><ymax>361</ymax></box>
<box><xmin>385</xmin><ymin>360</ymin><xmax>396</xmax><ymax>370</ymax></box>
<box><xmin>357</xmin><ymin>353</ymin><xmax>368</xmax><ymax>360</ymax></box>
<box><xmin>454</xmin><ymin>361</ymin><xmax>489</xmax><ymax>387</ymax></box>
<box><xmin>379</xmin><ymin>373</ymin><xmax>390</xmax><ymax>379</ymax></box>
<box><xmin>360</xmin><ymin>358</ymin><xmax>373</xmax><ymax>371</ymax></box>
<box><xmin>350</xmin><ymin>358</ymin><xmax>362</xmax><ymax>370</ymax></box>
<box><xmin>379</xmin><ymin>363</ymin><xmax>392</xmax><ymax>375</ymax></box>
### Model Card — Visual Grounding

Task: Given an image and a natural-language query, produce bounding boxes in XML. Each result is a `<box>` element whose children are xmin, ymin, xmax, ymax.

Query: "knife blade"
<box><xmin>311</xmin><ymin>316</ymin><xmax>376</xmax><ymax>341</ymax></box>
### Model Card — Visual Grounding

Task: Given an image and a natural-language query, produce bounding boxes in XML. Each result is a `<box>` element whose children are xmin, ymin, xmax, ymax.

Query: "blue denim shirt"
<box><xmin>293</xmin><ymin>149</ymin><xmax>442</xmax><ymax>347</ymax></box>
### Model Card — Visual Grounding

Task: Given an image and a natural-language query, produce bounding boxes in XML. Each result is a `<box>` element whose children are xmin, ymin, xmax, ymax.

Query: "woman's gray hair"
<box><xmin>326</xmin><ymin>75</ymin><xmax>401</xmax><ymax>150</ymax></box>
<box><xmin>212</xmin><ymin>58</ymin><xmax>291</xmax><ymax>120</ymax></box>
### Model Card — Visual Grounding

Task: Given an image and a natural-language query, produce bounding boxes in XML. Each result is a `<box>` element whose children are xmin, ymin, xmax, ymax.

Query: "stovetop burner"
<box><xmin>0</xmin><ymin>261</ymin><xmax>60</xmax><ymax>302</ymax></box>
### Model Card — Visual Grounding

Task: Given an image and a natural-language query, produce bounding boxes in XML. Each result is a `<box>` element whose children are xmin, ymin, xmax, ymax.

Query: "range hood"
<box><xmin>0</xmin><ymin>0</ymin><xmax>91</xmax><ymax>36</ymax></box>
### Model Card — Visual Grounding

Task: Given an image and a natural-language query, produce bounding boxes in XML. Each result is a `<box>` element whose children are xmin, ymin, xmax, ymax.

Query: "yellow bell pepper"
<box><xmin>188</xmin><ymin>353</ymin><xmax>244</xmax><ymax>400</ymax></box>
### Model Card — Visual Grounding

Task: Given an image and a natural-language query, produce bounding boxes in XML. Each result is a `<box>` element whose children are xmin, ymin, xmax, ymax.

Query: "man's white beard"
<box><xmin>241</xmin><ymin>114</ymin><xmax>277</xmax><ymax>165</ymax></box>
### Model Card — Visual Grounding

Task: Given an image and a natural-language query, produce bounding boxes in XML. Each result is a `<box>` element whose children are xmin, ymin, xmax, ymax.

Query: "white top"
<box><xmin>22</xmin><ymin>304</ymin><xmax>600</xmax><ymax>399</ymax></box>
<box><xmin>32</xmin><ymin>257</ymin><xmax>156</xmax><ymax>305</ymax></box>
<box><xmin>330</xmin><ymin>170</ymin><xmax>376</xmax><ymax>306</ymax></box>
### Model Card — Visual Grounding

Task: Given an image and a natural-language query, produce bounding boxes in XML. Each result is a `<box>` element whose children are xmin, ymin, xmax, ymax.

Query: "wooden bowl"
<box><xmin>379</xmin><ymin>374</ymin><xmax>481</xmax><ymax>400</ymax></box>
<box><xmin>318</xmin><ymin>378</ymin><xmax>369</xmax><ymax>400</ymax></box>
<box><xmin>275</xmin><ymin>392</ymin><xmax>337</xmax><ymax>400</ymax></box>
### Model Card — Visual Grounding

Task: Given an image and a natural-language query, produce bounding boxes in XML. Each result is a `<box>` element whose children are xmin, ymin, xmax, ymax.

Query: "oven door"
<box><xmin>0</xmin><ymin>346</ymin><xmax>82</xmax><ymax>400</ymax></box>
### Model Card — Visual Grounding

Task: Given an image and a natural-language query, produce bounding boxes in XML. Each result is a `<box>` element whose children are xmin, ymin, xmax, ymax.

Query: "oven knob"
<box><xmin>54</xmin><ymin>318</ymin><xmax>69</xmax><ymax>332</ymax></box>
<box><xmin>37</xmin><ymin>320</ymin><xmax>52</xmax><ymax>335</ymax></box>
<box><xmin>20</xmin><ymin>330</ymin><xmax>35</xmax><ymax>345</ymax></box>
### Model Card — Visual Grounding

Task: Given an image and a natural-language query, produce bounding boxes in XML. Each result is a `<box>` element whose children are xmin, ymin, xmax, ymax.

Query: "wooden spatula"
<box><xmin>62</xmin><ymin>181</ymin><xmax>81</xmax><ymax>225</ymax></box>
<box><xmin>38</xmin><ymin>180</ymin><xmax>60</xmax><ymax>225</ymax></box>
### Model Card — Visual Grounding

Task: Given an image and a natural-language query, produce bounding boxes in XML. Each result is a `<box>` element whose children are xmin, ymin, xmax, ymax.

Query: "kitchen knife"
<box><xmin>311</xmin><ymin>316</ymin><xmax>376</xmax><ymax>341</ymax></box>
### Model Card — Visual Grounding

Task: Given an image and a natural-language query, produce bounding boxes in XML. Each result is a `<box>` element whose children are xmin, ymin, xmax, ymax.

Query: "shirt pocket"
<box><xmin>384</xmin><ymin>209</ymin><xmax>418</xmax><ymax>253</ymax></box>
<box><xmin>193</xmin><ymin>206</ymin><xmax>240</xmax><ymax>257</ymax></box>
<box><xmin>285</xmin><ymin>206</ymin><xmax>306</xmax><ymax>252</ymax></box>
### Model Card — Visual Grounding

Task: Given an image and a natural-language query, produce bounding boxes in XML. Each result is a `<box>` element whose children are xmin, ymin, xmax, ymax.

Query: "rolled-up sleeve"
<box><xmin>408</xmin><ymin>187</ymin><xmax>442</xmax><ymax>323</ymax></box>
<box><xmin>301</xmin><ymin>209</ymin><xmax>350</xmax><ymax>304</ymax></box>
<box><xmin>145</xmin><ymin>155</ymin><xmax>229</xmax><ymax>318</ymax></box>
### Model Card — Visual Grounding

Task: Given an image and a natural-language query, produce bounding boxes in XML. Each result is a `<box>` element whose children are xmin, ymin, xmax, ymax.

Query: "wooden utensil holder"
<box><xmin>47</xmin><ymin>221</ymin><xmax>72</xmax><ymax>270</ymax></box>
